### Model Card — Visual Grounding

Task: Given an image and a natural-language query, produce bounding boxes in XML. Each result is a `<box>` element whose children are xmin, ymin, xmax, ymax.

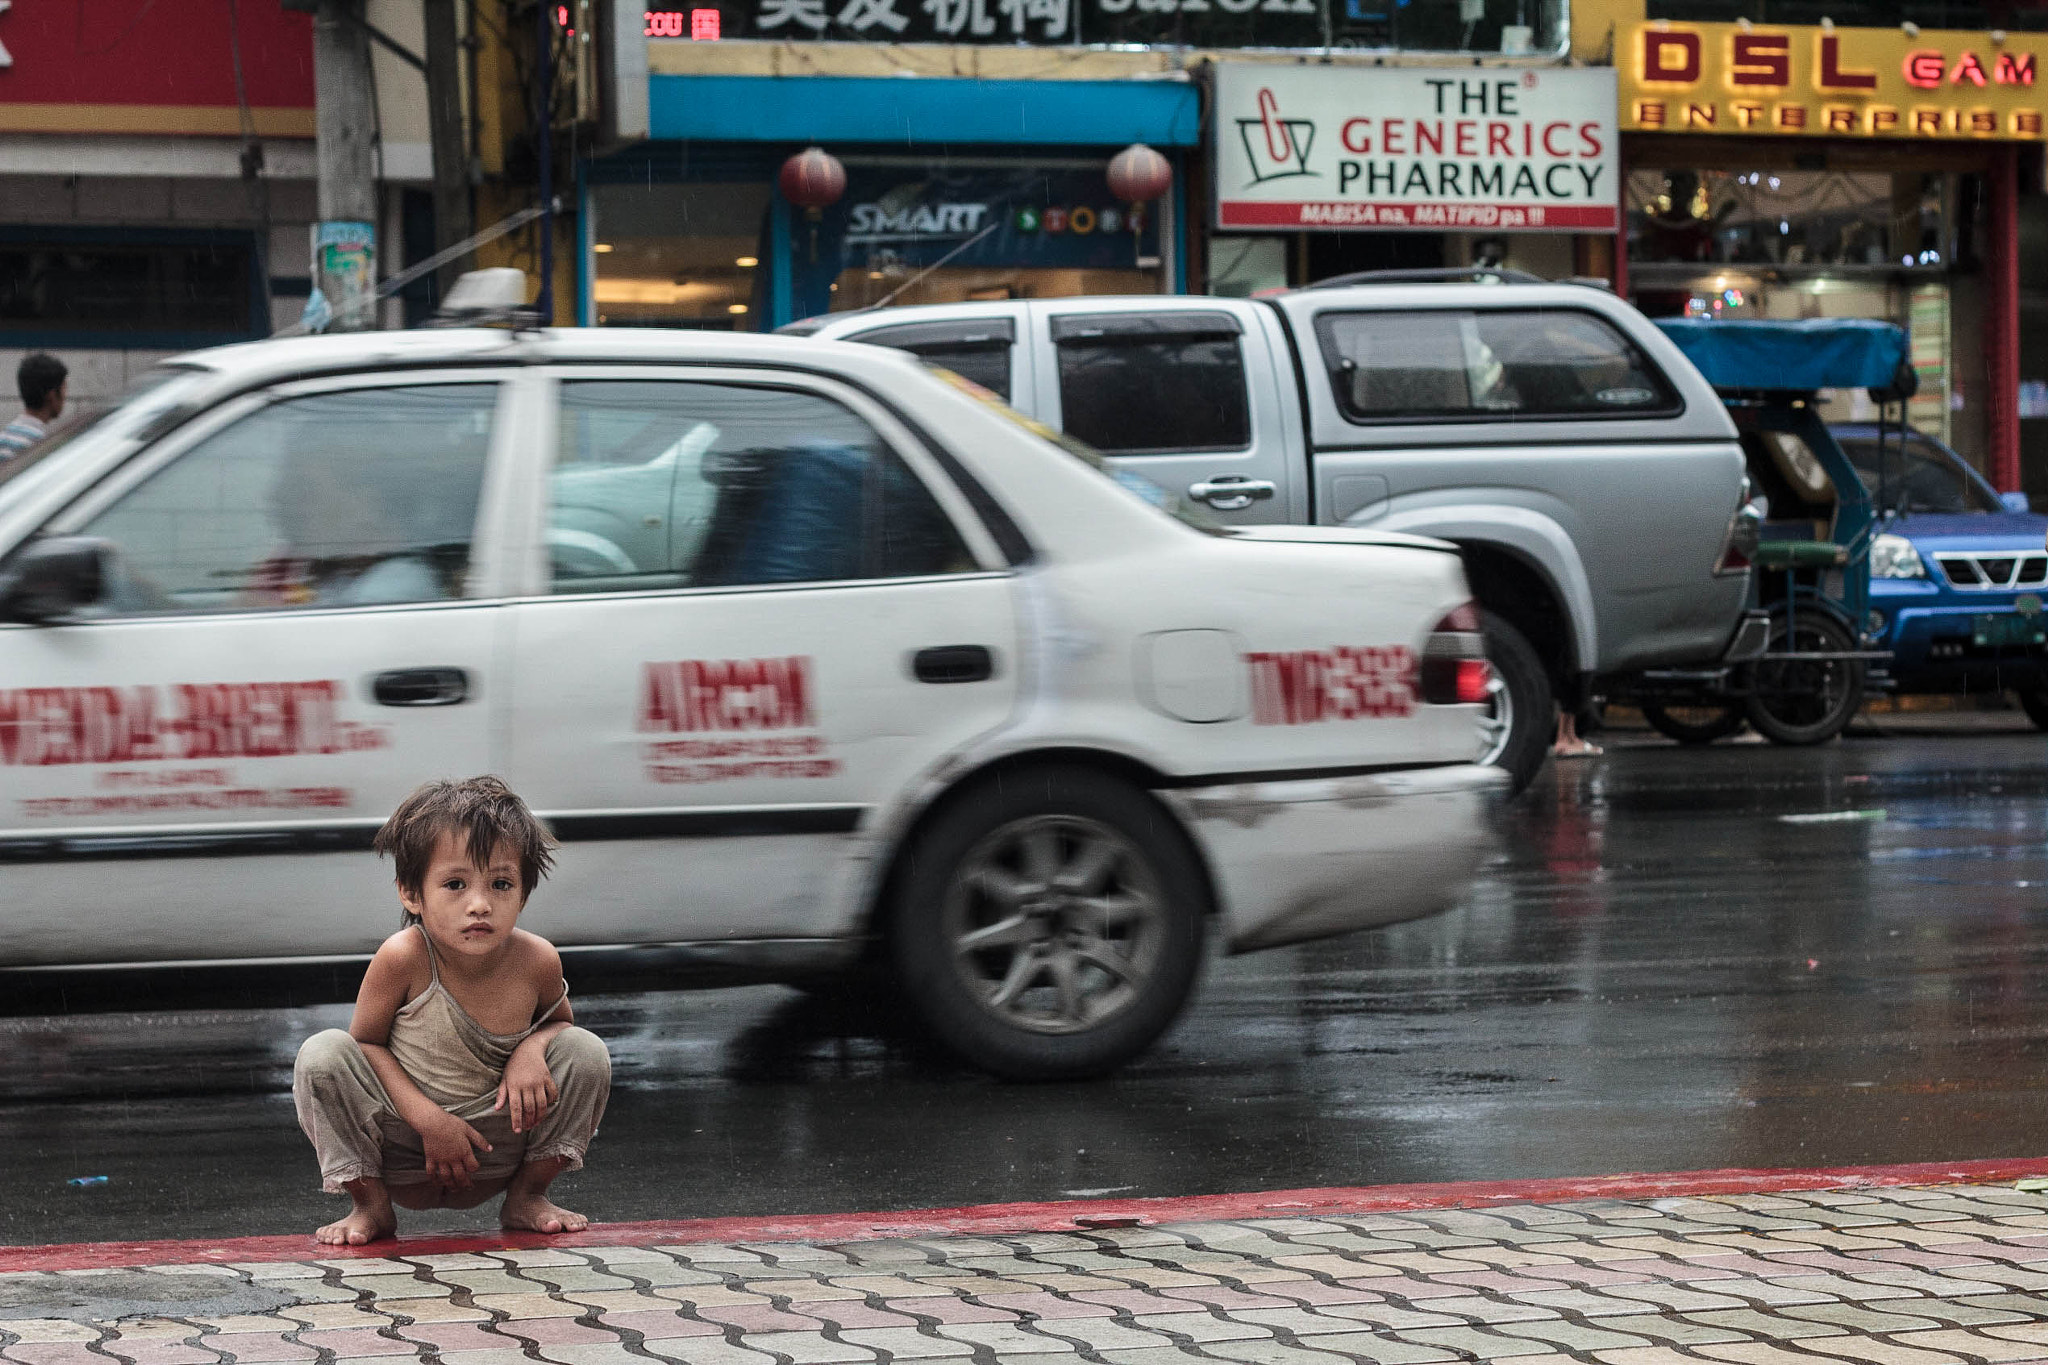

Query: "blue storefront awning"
<box><xmin>648</xmin><ymin>74</ymin><xmax>1202</xmax><ymax>147</ymax></box>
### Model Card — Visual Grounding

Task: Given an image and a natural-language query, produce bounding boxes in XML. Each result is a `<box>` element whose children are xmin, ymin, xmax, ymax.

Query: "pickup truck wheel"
<box><xmin>888</xmin><ymin>768</ymin><xmax>1206</xmax><ymax>1081</ymax></box>
<box><xmin>1640</xmin><ymin>704</ymin><xmax>1746</xmax><ymax>745</ymax></box>
<box><xmin>1478</xmin><ymin>610</ymin><xmax>1552</xmax><ymax>794</ymax></box>
<box><xmin>1744</xmin><ymin>610</ymin><xmax>1864</xmax><ymax>745</ymax></box>
<box><xmin>2016</xmin><ymin>689</ymin><xmax>2048</xmax><ymax>732</ymax></box>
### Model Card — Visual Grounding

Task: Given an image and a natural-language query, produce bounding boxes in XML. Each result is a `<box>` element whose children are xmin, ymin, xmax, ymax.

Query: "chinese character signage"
<box><xmin>1621</xmin><ymin>22</ymin><xmax>2047</xmax><ymax>139</ymax></box>
<box><xmin>1212</xmin><ymin>64</ymin><xmax>1619</xmax><ymax>232</ymax></box>
<box><xmin>646</xmin><ymin>0</ymin><xmax>1459</xmax><ymax>48</ymax></box>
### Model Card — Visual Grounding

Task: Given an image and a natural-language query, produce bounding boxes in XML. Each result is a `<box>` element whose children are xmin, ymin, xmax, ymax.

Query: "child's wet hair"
<box><xmin>374</xmin><ymin>776</ymin><xmax>557</xmax><ymax>920</ymax></box>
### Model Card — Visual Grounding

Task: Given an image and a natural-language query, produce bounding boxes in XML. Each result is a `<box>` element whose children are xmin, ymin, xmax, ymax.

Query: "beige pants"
<box><xmin>294</xmin><ymin>1027</ymin><xmax>610</xmax><ymax>1198</ymax></box>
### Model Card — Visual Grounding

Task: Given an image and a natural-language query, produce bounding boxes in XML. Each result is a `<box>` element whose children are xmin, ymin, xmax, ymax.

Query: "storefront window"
<box><xmin>589</xmin><ymin>183</ymin><xmax>770</xmax><ymax>330</ymax></box>
<box><xmin>1207</xmin><ymin>237</ymin><xmax>1288</xmax><ymax>299</ymax></box>
<box><xmin>0</xmin><ymin>231</ymin><xmax>259</xmax><ymax>345</ymax></box>
<box><xmin>792</xmin><ymin>163</ymin><xmax>1167</xmax><ymax>320</ymax></box>
<box><xmin>1628</xmin><ymin>166</ymin><xmax>1978</xmax><ymax>458</ymax></box>
<box><xmin>1627</xmin><ymin>170</ymin><xmax>1940</xmax><ymax>270</ymax></box>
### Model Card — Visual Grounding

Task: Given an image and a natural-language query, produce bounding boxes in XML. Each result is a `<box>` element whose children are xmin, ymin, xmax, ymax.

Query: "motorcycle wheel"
<box><xmin>1744</xmin><ymin>610</ymin><xmax>1864</xmax><ymax>746</ymax></box>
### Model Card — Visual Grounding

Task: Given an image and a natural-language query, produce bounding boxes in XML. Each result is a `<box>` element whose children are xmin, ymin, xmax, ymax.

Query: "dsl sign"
<box><xmin>1624</xmin><ymin>21</ymin><xmax>2048</xmax><ymax>139</ymax></box>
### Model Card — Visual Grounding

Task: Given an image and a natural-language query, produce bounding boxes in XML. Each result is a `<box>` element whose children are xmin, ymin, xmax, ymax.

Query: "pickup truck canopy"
<box><xmin>1653</xmin><ymin>318</ymin><xmax>1910</xmax><ymax>395</ymax></box>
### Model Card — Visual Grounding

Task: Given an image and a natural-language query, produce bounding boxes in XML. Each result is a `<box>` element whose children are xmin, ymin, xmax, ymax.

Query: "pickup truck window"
<box><xmin>847</xmin><ymin>319</ymin><xmax>1016</xmax><ymax>402</ymax></box>
<box><xmin>1053</xmin><ymin>314</ymin><xmax>1252</xmax><ymax>455</ymax></box>
<box><xmin>930</xmin><ymin>367</ymin><xmax>1224</xmax><ymax>536</ymax></box>
<box><xmin>1316</xmin><ymin>309</ymin><xmax>1679</xmax><ymax>423</ymax></box>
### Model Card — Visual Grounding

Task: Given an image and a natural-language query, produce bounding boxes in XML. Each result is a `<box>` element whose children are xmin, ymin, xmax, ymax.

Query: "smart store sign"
<box><xmin>1625</xmin><ymin>21</ymin><xmax>2048</xmax><ymax>139</ymax></box>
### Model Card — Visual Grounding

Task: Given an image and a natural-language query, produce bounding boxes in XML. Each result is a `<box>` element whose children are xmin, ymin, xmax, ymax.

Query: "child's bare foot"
<box><xmin>500</xmin><ymin>1157</ymin><xmax>587</xmax><ymax>1234</ymax></box>
<box><xmin>317</xmin><ymin>1179</ymin><xmax>396</xmax><ymax>1245</ymax></box>
<box><xmin>500</xmin><ymin>1189</ymin><xmax>588</xmax><ymax>1233</ymax></box>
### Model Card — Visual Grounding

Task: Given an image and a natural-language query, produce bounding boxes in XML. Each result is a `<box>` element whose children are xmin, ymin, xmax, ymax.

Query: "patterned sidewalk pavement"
<box><xmin>12</xmin><ymin>1181</ymin><xmax>2048</xmax><ymax>1365</ymax></box>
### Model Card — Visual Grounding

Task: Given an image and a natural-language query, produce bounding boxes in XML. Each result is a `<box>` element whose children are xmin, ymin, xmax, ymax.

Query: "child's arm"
<box><xmin>350</xmin><ymin>934</ymin><xmax>493</xmax><ymax>1186</ymax></box>
<box><xmin>497</xmin><ymin>936</ymin><xmax>575</xmax><ymax>1134</ymax></box>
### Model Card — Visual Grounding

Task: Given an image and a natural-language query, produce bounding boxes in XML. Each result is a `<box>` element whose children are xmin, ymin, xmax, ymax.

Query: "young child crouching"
<box><xmin>294</xmin><ymin>776</ymin><xmax>611</xmax><ymax>1245</ymax></box>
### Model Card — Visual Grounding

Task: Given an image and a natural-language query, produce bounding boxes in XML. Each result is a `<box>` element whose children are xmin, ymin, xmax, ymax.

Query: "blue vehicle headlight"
<box><xmin>1871</xmin><ymin>533</ymin><xmax>1926</xmax><ymax>579</ymax></box>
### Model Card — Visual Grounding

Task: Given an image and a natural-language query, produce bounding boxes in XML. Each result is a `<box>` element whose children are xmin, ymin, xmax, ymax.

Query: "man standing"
<box><xmin>0</xmin><ymin>353</ymin><xmax>67</xmax><ymax>463</ymax></box>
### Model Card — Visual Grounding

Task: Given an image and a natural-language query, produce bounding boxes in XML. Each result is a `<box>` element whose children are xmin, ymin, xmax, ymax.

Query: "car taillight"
<box><xmin>1716</xmin><ymin>484</ymin><xmax>1764</xmax><ymax>576</ymax></box>
<box><xmin>1420</xmin><ymin>604</ymin><xmax>1492</xmax><ymax>705</ymax></box>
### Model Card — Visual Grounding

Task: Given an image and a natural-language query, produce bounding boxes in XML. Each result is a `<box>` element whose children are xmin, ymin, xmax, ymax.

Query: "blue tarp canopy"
<box><xmin>1653</xmin><ymin>318</ymin><xmax>1910</xmax><ymax>393</ymax></box>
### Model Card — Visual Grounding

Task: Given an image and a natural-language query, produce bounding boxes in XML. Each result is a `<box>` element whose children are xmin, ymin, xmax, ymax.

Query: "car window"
<box><xmin>912</xmin><ymin>345</ymin><xmax>1012</xmax><ymax>401</ymax></box>
<box><xmin>72</xmin><ymin>383</ymin><xmax>496</xmax><ymax>616</ymax></box>
<box><xmin>927</xmin><ymin>367</ymin><xmax>1224</xmax><ymax>537</ymax></box>
<box><xmin>1839</xmin><ymin>434</ymin><xmax>2001</xmax><ymax>515</ymax></box>
<box><xmin>846</xmin><ymin>321</ymin><xmax>1016</xmax><ymax>402</ymax></box>
<box><xmin>1316</xmin><ymin>308</ymin><xmax>1678</xmax><ymax>422</ymax></box>
<box><xmin>1054</xmin><ymin>328</ymin><xmax>1252</xmax><ymax>455</ymax></box>
<box><xmin>548</xmin><ymin>379</ymin><xmax>976</xmax><ymax>594</ymax></box>
<box><xmin>0</xmin><ymin>366</ymin><xmax>210</xmax><ymax>498</ymax></box>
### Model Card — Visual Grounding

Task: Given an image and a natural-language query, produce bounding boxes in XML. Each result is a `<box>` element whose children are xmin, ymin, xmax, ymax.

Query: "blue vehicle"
<box><xmin>1834</xmin><ymin>423</ymin><xmax>2048</xmax><ymax>728</ymax></box>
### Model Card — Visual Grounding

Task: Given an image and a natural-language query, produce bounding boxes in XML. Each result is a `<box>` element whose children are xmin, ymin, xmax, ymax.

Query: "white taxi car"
<box><xmin>0</xmin><ymin>325</ymin><xmax>1505</xmax><ymax>1079</ymax></box>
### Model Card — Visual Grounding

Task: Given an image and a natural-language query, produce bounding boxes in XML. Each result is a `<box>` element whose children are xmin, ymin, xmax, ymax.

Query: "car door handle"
<box><xmin>1188</xmin><ymin>476</ymin><xmax>1278</xmax><ymax>511</ymax></box>
<box><xmin>372</xmin><ymin>667</ymin><xmax>470</xmax><ymax>707</ymax></box>
<box><xmin>913</xmin><ymin>646</ymin><xmax>995</xmax><ymax>684</ymax></box>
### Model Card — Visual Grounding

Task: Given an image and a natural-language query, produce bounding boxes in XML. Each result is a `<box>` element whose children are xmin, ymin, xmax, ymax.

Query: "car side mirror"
<box><xmin>2002</xmin><ymin>490</ymin><xmax>2031</xmax><ymax>514</ymax></box>
<box><xmin>0</xmin><ymin>536</ymin><xmax>111</xmax><ymax>623</ymax></box>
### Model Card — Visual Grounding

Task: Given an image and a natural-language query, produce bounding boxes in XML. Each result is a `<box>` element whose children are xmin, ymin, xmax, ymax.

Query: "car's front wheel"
<box><xmin>888</xmin><ymin>767</ymin><xmax>1207</xmax><ymax>1081</ymax></box>
<box><xmin>1478</xmin><ymin>610</ymin><xmax>1552</xmax><ymax>794</ymax></box>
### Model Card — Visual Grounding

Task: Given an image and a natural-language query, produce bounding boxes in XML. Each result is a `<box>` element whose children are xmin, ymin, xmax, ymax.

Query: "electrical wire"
<box><xmin>226</xmin><ymin>0</ymin><xmax>276</xmax><ymax>326</ymax></box>
<box><xmin>78</xmin><ymin>0</ymin><xmax>166</xmax><ymax>57</ymax></box>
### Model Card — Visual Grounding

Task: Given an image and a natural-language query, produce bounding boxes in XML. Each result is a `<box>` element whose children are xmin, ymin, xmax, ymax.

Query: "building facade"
<box><xmin>1584</xmin><ymin>0</ymin><xmax>2047</xmax><ymax>489</ymax></box>
<box><xmin>0</xmin><ymin>0</ymin><xmax>451</xmax><ymax>411</ymax></box>
<box><xmin>580</xmin><ymin>0</ymin><xmax>1609</xmax><ymax>328</ymax></box>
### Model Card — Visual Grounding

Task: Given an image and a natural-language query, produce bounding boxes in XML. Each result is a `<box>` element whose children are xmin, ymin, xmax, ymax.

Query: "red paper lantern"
<box><xmin>1107</xmin><ymin>143</ymin><xmax>1173</xmax><ymax>203</ymax></box>
<box><xmin>779</xmin><ymin>147</ymin><xmax>848</xmax><ymax>210</ymax></box>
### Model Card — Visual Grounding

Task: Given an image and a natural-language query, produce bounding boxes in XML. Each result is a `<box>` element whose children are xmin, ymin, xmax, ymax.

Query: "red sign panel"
<box><xmin>0</xmin><ymin>0</ymin><xmax>314</xmax><ymax>136</ymax></box>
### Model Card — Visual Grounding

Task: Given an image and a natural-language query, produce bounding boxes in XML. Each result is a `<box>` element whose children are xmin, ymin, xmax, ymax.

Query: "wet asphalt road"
<box><xmin>4</xmin><ymin>711</ymin><xmax>2047</xmax><ymax>1248</ymax></box>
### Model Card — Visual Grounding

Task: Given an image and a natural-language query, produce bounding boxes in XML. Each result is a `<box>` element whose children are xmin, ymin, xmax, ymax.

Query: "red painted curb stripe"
<box><xmin>5</xmin><ymin>1155</ymin><xmax>2047</xmax><ymax>1273</ymax></box>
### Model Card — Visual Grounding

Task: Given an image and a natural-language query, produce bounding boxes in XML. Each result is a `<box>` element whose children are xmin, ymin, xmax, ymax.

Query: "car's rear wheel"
<box><xmin>1478</xmin><ymin>610</ymin><xmax>1551</xmax><ymax>794</ymax></box>
<box><xmin>2016</xmin><ymin>689</ymin><xmax>2048</xmax><ymax>732</ymax></box>
<box><xmin>1640</xmin><ymin>703</ymin><xmax>1746</xmax><ymax>745</ymax></box>
<box><xmin>1745</xmin><ymin>609</ymin><xmax>1864</xmax><ymax>745</ymax></box>
<box><xmin>888</xmin><ymin>767</ymin><xmax>1206</xmax><ymax>1081</ymax></box>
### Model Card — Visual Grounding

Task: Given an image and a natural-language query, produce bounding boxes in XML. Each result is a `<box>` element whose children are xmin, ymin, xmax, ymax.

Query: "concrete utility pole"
<box><xmin>312</xmin><ymin>0</ymin><xmax>379</xmax><ymax>329</ymax></box>
<box><xmin>423</xmin><ymin>0</ymin><xmax>473</xmax><ymax>297</ymax></box>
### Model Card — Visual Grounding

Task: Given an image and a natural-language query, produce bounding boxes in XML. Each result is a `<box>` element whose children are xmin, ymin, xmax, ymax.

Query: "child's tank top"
<box><xmin>387</xmin><ymin>923</ymin><xmax>569</xmax><ymax>1110</ymax></box>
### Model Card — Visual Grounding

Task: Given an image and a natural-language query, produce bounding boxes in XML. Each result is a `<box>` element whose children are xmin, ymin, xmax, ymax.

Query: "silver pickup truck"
<box><xmin>788</xmin><ymin>273</ymin><xmax>1756</xmax><ymax>789</ymax></box>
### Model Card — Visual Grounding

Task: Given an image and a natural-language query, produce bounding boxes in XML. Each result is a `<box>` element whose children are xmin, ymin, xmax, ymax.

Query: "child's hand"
<box><xmin>420</xmin><ymin>1111</ymin><xmax>492</xmax><ymax>1188</ymax></box>
<box><xmin>496</xmin><ymin>1043</ymin><xmax>559</xmax><ymax>1134</ymax></box>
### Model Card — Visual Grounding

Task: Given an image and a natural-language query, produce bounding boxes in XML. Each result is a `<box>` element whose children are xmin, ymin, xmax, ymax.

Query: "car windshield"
<box><xmin>1837</xmin><ymin>431</ymin><xmax>2002</xmax><ymax>516</ymax></box>
<box><xmin>928</xmin><ymin>367</ymin><xmax>1225</xmax><ymax>535</ymax></box>
<box><xmin>0</xmin><ymin>365</ymin><xmax>212</xmax><ymax>497</ymax></box>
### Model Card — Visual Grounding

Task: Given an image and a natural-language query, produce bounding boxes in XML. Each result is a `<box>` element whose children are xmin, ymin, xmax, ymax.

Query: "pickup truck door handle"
<box><xmin>372</xmin><ymin>667</ymin><xmax>470</xmax><ymax>707</ymax></box>
<box><xmin>913</xmin><ymin>646</ymin><xmax>995</xmax><ymax>684</ymax></box>
<box><xmin>1187</xmin><ymin>476</ymin><xmax>1278</xmax><ymax>511</ymax></box>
